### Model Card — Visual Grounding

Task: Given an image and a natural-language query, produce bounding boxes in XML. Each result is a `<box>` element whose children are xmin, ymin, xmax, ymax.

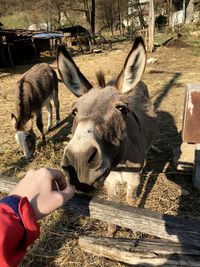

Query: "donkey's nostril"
<box><xmin>88</xmin><ymin>148</ymin><xmax>98</xmax><ymax>164</ymax></box>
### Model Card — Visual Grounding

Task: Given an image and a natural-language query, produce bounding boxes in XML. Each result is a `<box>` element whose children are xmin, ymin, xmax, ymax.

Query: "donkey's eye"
<box><xmin>72</xmin><ymin>108</ymin><xmax>78</xmax><ymax>116</ymax></box>
<box><xmin>116</xmin><ymin>105</ymin><xmax>128</xmax><ymax>116</ymax></box>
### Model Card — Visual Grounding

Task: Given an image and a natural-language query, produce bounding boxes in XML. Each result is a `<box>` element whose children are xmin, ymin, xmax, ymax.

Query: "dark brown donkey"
<box><xmin>11</xmin><ymin>63</ymin><xmax>60</xmax><ymax>159</ymax></box>
<box><xmin>58</xmin><ymin>37</ymin><xmax>157</xmax><ymax>206</ymax></box>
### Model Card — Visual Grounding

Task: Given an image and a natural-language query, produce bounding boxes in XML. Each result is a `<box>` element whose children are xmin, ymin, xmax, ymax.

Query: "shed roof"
<box><xmin>0</xmin><ymin>28</ymin><xmax>63</xmax><ymax>39</ymax></box>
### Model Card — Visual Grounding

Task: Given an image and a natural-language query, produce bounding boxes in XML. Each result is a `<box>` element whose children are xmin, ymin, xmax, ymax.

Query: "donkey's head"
<box><xmin>58</xmin><ymin>37</ymin><xmax>146</xmax><ymax>192</ymax></box>
<box><xmin>11</xmin><ymin>114</ymin><xmax>36</xmax><ymax>160</ymax></box>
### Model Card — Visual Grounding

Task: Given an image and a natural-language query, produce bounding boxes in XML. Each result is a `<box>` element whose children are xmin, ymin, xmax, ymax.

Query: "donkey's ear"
<box><xmin>115</xmin><ymin>36</ymin><xmax>146</xmax><ymax>94</ymax></box>
<box><xmin>11</xmin><ymin>114</ymin><xmax>18</xmax><ymax>130</ymax></box>
<box><xmin>57</xmin><ymin>45</ymin><xmax>92</xmax><ymax>97</ymax></box>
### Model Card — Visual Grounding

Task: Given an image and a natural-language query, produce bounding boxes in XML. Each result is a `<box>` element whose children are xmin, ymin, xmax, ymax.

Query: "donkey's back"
<box><xmin>14</xmin><ymin>63</ymin><xmax>58</xmax><ymax>112</ymax></box>
<box><xmin>12</xmin><ymin>63</ymin><xmax>60</xmax><ymax>159</ymax></box>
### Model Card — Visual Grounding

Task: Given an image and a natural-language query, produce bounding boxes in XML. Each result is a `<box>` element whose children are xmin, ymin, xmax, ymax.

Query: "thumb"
<box><xmin>49</xmin><ymin>185</ymin><xmax>76</xmax><ymax>211</ymax></box>
<box><xmin>60</xmin><ymin>185</ymin><xmax>76</xmax><ymax>202</ymax></box>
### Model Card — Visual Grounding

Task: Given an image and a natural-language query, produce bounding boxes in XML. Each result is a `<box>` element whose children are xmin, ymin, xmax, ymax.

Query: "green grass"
<box><xmin>0</xmin><ymin>13</ymin><xmax>28</xmax><ymax>29</ymax></box>
<box><xmin>154</xmin><ymin>32</ymin><xmax>175</xmax><ymax>45</ymax></box>
<box><xmin>183</xmin><ymin>32</ymin><xmax>200</xmax><ymax>56</ymax></box>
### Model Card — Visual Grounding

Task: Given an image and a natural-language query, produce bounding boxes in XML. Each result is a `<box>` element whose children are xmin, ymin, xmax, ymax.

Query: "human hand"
<box><xmin>10</xmin><ymin>168</ymin><xmax>75</xmax><ymax>220</ymax></box>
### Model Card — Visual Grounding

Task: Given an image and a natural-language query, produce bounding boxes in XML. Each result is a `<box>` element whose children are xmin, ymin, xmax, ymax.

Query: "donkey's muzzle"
<box><xmin>62</xmin><ymin>140</ymin><xmax>102</xmax><ymax>185</ymax></box>
<box><xmin>62</xmin><ymin>165</ymin><xmax>95</xmax><ymax>192</ymax></box>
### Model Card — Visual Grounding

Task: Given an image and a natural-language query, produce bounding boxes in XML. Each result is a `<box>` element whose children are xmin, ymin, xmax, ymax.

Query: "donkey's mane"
<box><xmin>96</xmin><ymin>71</ymin><xmax>106</xmax><ymax>88</ymax></box>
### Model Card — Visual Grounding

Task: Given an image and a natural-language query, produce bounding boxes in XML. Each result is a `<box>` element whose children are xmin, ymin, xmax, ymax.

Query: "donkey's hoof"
<box><xmin>56</xmin><ymin>120</ymin><xmax>60</xmax><ymax>126</ymax></box>
<box><xmin>126</xmin><ymin>197</ymin><xmax>137</xmax><ymax>207</ymax></box>
<box><xmin>106</xmin><ymin>224</ymin><xmax>117</xmax><ymax>237</ymax></box>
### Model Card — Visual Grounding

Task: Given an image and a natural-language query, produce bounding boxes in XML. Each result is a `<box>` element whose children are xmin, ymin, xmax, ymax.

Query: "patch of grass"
<box><xmin>1</xmin><ymin>13</ymin><xmax>28</xmax><ymax>29</ymax></box>
<box><xmin>154</xmin><ymin>32</ymin><xmax>175</xmax><ymax>46</ymax></box>
<box><xmin>183</xmin><ymin>35</ymin><xmax>200</xmax><ymax>56</ymax></box>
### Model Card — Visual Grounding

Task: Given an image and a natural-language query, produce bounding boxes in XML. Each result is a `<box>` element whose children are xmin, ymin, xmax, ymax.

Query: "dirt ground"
<box><xmin>1</xmin><ymin>38</ymin><xmax>200</xmax><ymax>266</ymax></box>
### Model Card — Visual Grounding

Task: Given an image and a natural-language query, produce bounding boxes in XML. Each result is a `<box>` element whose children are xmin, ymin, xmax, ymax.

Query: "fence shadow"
<box><xmin>48</xmin><ymin>114</ymin><xmax>73</xmax><ymax>144</ymax></box>
<box><xmin>136</xmin><ymin>70</ymin><xmax>200</xmax><ymax>265</ymax></box>
<box><xmin>137</xmin><ymin>72</ymin><xmax>182</xmax><ymax>207</ymax></box>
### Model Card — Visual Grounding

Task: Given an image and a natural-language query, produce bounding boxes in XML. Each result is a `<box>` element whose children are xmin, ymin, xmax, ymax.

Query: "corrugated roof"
<box><xmin>0</xmin><ymin>28</ymin><xmax>63</xmax><ymax>39</ymax></box>
<box><xmin>33</xmin><ymin>32</ymin><xmax>64</xmax><ymax>39</ymax></box>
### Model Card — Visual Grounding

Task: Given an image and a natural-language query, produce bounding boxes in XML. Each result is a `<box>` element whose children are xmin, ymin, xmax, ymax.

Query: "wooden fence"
<box><xmin>136</xmin><ymin>28</ymin><xmax>152</xmax><ymax>52</ymax></box>
<box><xmin>1</xmin><ymin>174</ymin><xmax>200</xmax><ymax>266</ymax></box>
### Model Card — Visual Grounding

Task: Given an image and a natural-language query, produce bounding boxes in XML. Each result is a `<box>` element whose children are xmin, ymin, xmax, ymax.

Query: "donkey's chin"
<box><xmin>92</xmin><ymin>168</ymin><xmax>110</xmax><ymax>190</ymax></box>
<box><xmin>62</xmin><ymin>165</ymin><xmax>110</xmax><ymax>193</ymax></box>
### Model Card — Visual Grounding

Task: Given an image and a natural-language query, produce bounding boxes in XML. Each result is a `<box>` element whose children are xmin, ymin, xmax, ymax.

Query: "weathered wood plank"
<box><xmin>0</xmin><ymin>175</ymin><xmax>17</xmax><ymax>193</ymax></box>
<box><xmin>182</xmin><ymin>83</ymin><xmax>200</xmax><ymax>143</ymax></box>
<box><xmin>1</xmin><ymin>175</ymin><xmax>200</xmax><ymax>248</ymax></box>
<box><xmin>193</xmin><ymin>144</ymin><xmax>200</xmax><ymax>189</ymax></box>
<box><xmin>79</xmin><ymin>236</ymin><xmax>200</xmax><ymax>266</ymax></box>
<box><xmin>64</xmin><ymin>195</ymin><xmax>200</xmax><ymax>247</ymax></box>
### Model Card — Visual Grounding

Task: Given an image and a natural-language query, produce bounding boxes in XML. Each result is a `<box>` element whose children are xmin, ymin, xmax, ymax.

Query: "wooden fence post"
<box><xmin>148</xmin><ymin>0</ymin><xmax>154</xmax><ymax>52</ymax></box>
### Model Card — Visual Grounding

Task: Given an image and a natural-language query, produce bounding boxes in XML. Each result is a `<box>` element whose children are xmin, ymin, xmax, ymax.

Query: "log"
<box><xmin>0</xmin><ymin>175</ymin><xmax>17</xmax><ymax>193</ymax></box>
<box><xmin>64</xmin><ymin>195</ymin><xmax>200</xmax><ymax>248</ymax></box>
<box><xmin>1</xmin><ymin>175</ymin><xmax>200</xmax><ymax>248</ymax></box>
<box><xmin>79</xmin><ymin>236</ymin><xmax>200</xmax><ymax>266</ymax></box>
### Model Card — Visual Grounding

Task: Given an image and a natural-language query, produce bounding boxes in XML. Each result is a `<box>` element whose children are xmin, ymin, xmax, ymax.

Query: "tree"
<box><xmin>97</xmin><ymin>0</ymin><xmax>129</xmax><ymax>35</ymax></box>
<box><xmin>68</xmin><ymin>0</ymin><xmax>96</xmax><ymax>43</ymax></box>
<box><xmin>84</xmin><ymin>0</ymin><xmax>96</xmax><ymax>44</ymax></box>
<box><xmin>149</xmin><ymin>0</ymin><xmax>155</xmax><ymax>52</ymax></box>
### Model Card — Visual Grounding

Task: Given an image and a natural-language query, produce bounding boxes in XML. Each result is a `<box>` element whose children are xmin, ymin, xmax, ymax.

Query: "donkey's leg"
<box><xmin>46</xmin><ymin>102</ymin><xmax>53</xmax><ymax>131</ymax></box>
<box><xmin>53</xmin><ymin>90</ymin><xmax>60</xmax><ymax>126</ymax></box>
<box><xmin>104</xmin><ymin>172</ymin><xmax>121</xmax><ymax>237</ymax></box>
<box><xmin>35</xmin><ymin>110</ymin><xmax>45</xmax><ymax>143</ymax></box>
<box><xmin>104</xmin><ymin>171</ymin><xmax>120</xmax><ymax>200</ymax></box>
<box><xmin>123</xmin><ymin>172</ymin><xmax>140</xmax><ymax>206</ymax></box>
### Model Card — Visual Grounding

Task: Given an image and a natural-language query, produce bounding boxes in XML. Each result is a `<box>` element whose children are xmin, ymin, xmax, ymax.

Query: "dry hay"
<box><xmin>1</xmin><ymin>41</ymin><xmax>200</xmax><ymax>266</ymax></box>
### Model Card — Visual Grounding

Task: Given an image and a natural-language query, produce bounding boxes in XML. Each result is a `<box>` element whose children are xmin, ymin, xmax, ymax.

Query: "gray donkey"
<box><xmin>11</xmin><ymin>63</ymin><xmax>60</xmax><ymax>159</ymax></box>
<box><xmin>58</xmin><ymin>37</ymin><xmax>157</xmax><ymax>206</ymax></box>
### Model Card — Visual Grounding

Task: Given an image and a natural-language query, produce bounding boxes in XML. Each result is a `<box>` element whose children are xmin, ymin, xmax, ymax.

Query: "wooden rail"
<box><xmin>1</xmin><ymin>174</ymin><xmax>200</xmax><ymax>248</ymax></box>
<box><xmin>79</xmin><ymin>236</ymin><xmax>200</xmax><ymax>266</ymax></box>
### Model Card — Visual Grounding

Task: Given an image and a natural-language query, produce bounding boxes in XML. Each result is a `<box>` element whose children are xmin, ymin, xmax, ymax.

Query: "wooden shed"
<box><xmin>0</xmin><ymin>28</ymin><xmax>63</xmax><ymax>67</ymax></box>
<box><xmin>62</xmin><ymin>25</ymin><xmax>91</xmax><ymax>49</ymax></box>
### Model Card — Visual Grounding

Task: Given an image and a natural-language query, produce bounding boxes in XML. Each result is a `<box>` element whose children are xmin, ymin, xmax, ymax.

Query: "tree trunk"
<box><xmin>135</xmin><ymin>0</ymin><xmax>145</xmax><ymax>28</ymax></box>
<box><xmin>183</xmin><ymin>0</ymin><xmax>186</xmax><ymax>24</ymax></box>
<box><xmin>117</xmin><ymin>0</ymin><xmax>122</xmax><ymax>34</ymax></box>
<box><xmin>91</xmin><ymin>0</ymin><xmax>96</xmax><ymax>44</ymax></box>
<box><xmin>84</xmin><ymin>0</ymin><xmax>96</xmax><ymax>44</ymax></box>
<box><xmin>186</xmin><ymin>0</ymin><xmax>195</xmax><ymax>23</ymax></box>
<box><xmin>148</xmin><ymin>0</ymin><xmax>154</xmax><ymax>52</ymax></box>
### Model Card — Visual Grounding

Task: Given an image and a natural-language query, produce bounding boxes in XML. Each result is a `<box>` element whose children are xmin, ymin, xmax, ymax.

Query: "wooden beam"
<box><xmin>64</xmin><ymin>195</ymin><xmax>200</xmax><ymax>247</ymax></box>
<box><xmin>7</xmin><ymin>44</ymin><xmax>14</xmax><ymax>67</ymax></box>
<box><xmin>0</xmin><ymin>175</ymin><xmax>17</xmax><ymax>193</ymax></box>
<box><xmin>31</xmin><ymin>38</ymin><xmax>38</xmax><ymax>60</ymax></box>
<box><xmin>1</xmin><ymin>175</ymin><xmax>200</xmax><ymax>248</ymax></box>
<box><xmin>148</xmin><ymin>0</ymin><xmax>154</xmax><ymax>52</ymax></box>
<box><xmin>79</xmin><ymin>236</ymin><xmax>200</xmax><ymax>266</ymax></box>
<box><xmin>193</xmin><ymin>144</ymin><xmax>200</xmax><ymax>189</ymax></box>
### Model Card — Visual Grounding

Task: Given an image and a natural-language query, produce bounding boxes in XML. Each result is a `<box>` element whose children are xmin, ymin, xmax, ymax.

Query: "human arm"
<box><xmin>0</xmin><ymin>168</ymin><xmax>75</xmax><ymax>267</ymax></box>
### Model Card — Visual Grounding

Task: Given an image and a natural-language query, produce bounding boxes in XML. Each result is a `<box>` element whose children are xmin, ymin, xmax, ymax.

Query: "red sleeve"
<box><xmin>0</xmin><ymin>197</ymin><xmax>40</xmax><ymax>267</ymax></box>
